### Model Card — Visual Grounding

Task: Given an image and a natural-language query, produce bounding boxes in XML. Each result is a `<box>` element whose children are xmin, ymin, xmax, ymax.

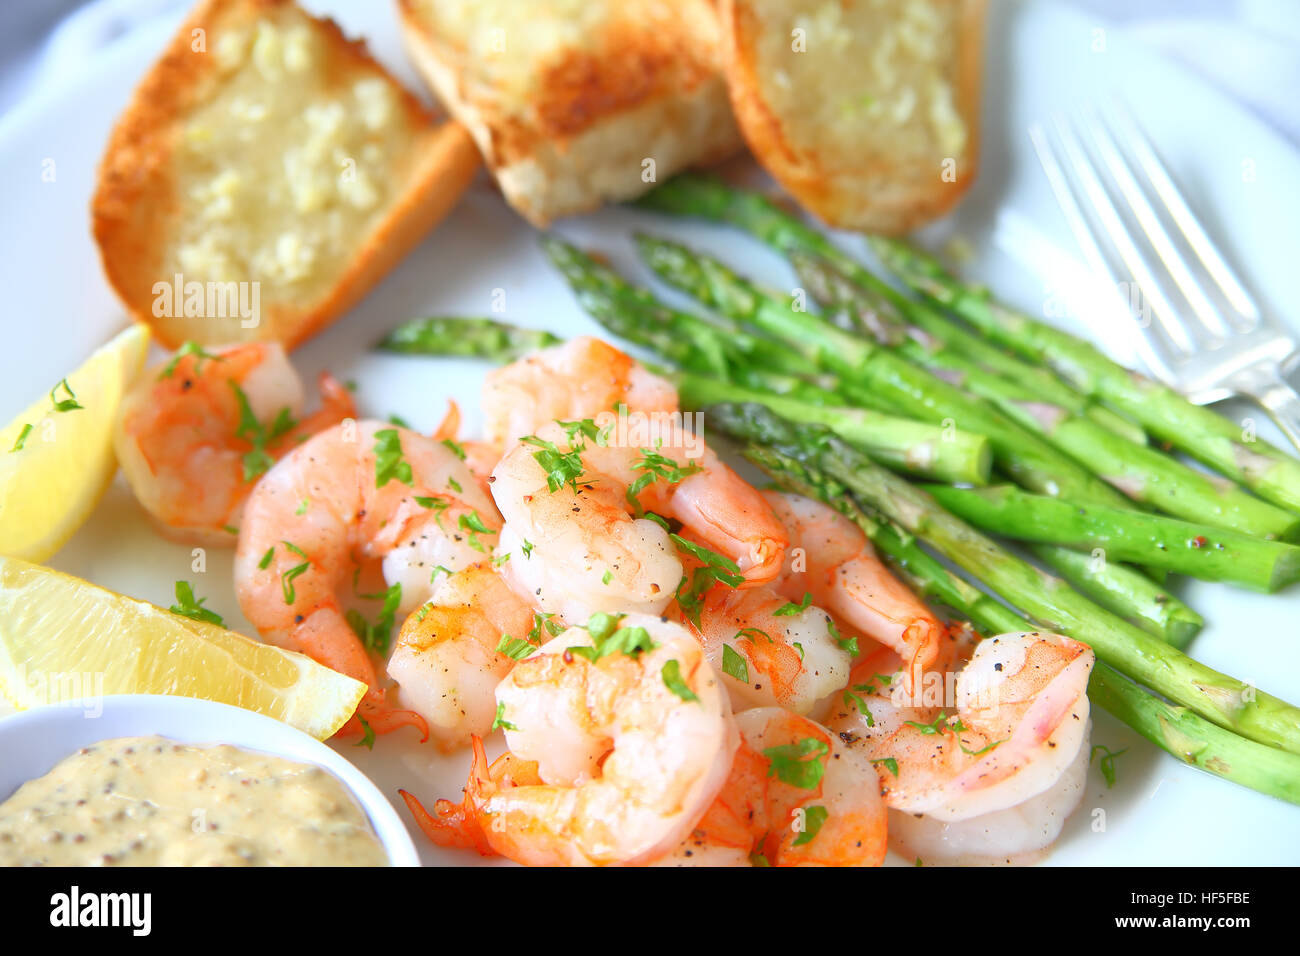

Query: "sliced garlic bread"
<box><xmin>93</xmin><ymin>0</ymin><xmax>480</xmax><ymax>349</ymax></box>
<box><xmin>721</xmin><ymin>0</ymin><xmax>986</xmax><ymax>234</ymax></box>
<box><xmin>398</xmin><ymin>0</ymin><xmax>744</xmax><ymax>226</ymax></box>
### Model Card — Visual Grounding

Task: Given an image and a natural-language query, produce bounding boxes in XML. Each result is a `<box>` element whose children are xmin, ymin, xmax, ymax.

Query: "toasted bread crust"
<box><xmin>398</xmin><ymin>0</ymin><xmax>743</xmax><ymax>225</ymax></box>
<box><xmin>92</xmin><ymin>0</ymin><xmax>478</xmax><ymax>348</ymax></box>
<box><xmin>722</xmin><ymin>0</ymin><xmax>985</xmax><ymax>234</ymax></box>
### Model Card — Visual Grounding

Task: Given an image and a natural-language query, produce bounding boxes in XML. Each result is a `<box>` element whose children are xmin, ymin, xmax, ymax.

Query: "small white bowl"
<box><xmin>0</xmin><ymin>694</ymin><xmax>419</xmax><ymax>866</ymax></box>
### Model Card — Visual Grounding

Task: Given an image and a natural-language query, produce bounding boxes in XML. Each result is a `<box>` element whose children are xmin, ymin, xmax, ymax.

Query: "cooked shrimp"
<box><xmin>404</xmin><ymin>614</ymin><xmax>738</xmax><ymax>866</ymax></box>
<box><xmin>491</xmin><ymin>420</ymin><xmax>787</xmax><ymax>622</ymax></box>
<box><xmin>113</xmin><ymin>342</ymin><xmax>355</xmax><ymax>546</ymax></box>
<box><xmin>691</xmin><ymin>585</ymin><xmax>851</xmax><ymax>716</ymax></box>
<box><xmin>827</xmin><ymin>632</ymin><xmax>1095</xmax><ymax>864</ymax></box>
<box><xmin>233</xmin><ymin>420</ymin><xmax>501</xmax><ymax>736</ymax></box>
<box><xmin>764</xmin><ymin>490</ymin><xmax>951</xmax><ymax>695</ymax></box>
<box><xmin>482</xmin><ymin>336</ymin><xmax>678</xmax><ymax>448</ymax></box>
<box><xmin>387</xmin><ymin>565</ymin><xmax>539</xmax><ymax>751</ymax></box>
<box><xmin>654</xmin><ymin>707</ymin><xmax>887</xmax><ymax>867</ymax></box>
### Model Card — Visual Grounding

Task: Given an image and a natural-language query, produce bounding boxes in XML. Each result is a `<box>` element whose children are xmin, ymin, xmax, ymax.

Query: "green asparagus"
<box><xmin>675</xmin><ymin>373</ymin><xmax>991</xmax><ymax>485</ymax></box>
<box><xmin>1028</xmin><ymin>545</ymin><xmax>1203</xmax><ymax>648</ymax></box>
<box><xmin>635</xmin><ymin>232</ymin><xmax>1144</xmax><ymax>511</ymax></box>
<box><xmin>378</xmin><ymin>316</ymin><xmax>561</xmax><ymax>359</ymax></box>
<box><xmin>790</xmin><ymin>249</ymin><xmax>1149</xmax><ymax>446</ymax></box>
<box><xmin>924</xmin><ymin>483</ymin><xmax>1300</xmax><ymax>592</ymax></box>
<box><xmin>867</xmin><ymin>234</ymin><xmax>1300</xmax><ymax>514</ymax></box>
<box><xmin>1089</xmin><ymin>664</ymin><xmax>1300</xmax><ymax>806</ymax></box>
<box><xmin>706</xmin><ymin>401</ymin><xmax>1300</xmax><ymax>756</ymax></box>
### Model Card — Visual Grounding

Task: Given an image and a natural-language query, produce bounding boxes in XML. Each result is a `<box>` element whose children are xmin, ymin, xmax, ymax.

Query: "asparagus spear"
<box><xmin>635</xmin><ymin>233</ymin><xmax>1142</xmax><ymax>511</ymax></box>
<box><xmin>641</xmin><ymin>231</ymin><xmax>1300</xmax><ymax>544</ymax></box>
<box><xmin>749</xmin><ymin>443</ymin><xmax>1300</xmax><ymax>805</ymax></box>
<box><xmin>1028</xmin><ymin>545</ymin><xmax>1202</xmax><ymax>648</ymax></box>
<box><xmin>924</xmin><ymin>483</ymin><xmax>1300</xmax><ymax>592</ymax></box>
<box><xmin>790</xmin><ymin>249</ymin><xmax>1149</xmax><ymax>446</ymax></box>
<box><xmin>867</xmin><ymin>235</ymin><xmax>1300</xmax><ymax>514</ymax></box>
<box><xmin>706</xmin><ymin>401</ymin><xmax>1300</xmax><ymax>756</ymax></box>
<box><xmin>675</xmin><ymin>373</ymin><xmax>991</xmax><ymax>485</ymax></box>
<box><xmin>1089</xmin><ymin>664</ymin><xmax>1300</xmax><ymax>805</ymax></box>
<box><xmin>378</xmin><ymin>316</ymin><xmax>561</xmax><ymax>359</ymax></box>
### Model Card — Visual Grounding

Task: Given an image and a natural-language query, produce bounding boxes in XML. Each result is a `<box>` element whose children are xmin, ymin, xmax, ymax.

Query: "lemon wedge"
<box><xmin>0</xmin><ymin>324</ymin><xmax>150</xmax><ymax>562</ymax></box>
<box><xmin>0</xmin><ymin>556</ymin><xmax>366</xmax><ymax>740</ymax></box>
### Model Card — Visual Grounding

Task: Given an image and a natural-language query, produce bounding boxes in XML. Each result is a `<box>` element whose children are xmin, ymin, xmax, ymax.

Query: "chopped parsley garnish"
<box><xmin>792</xmin><ymin>641</ymin><xmax>804</xmax><ymax>660</ymax></box>
<box><xmin>9</xmin><ymin>423</ymin><xmax>32</xmax><ymax>452</ymax></box>
<box><xmin>229</xmin><ymin>380</ymin><xmax>296</xmax><ymax>481</ymax></box>
<box><xmin>277</xmin><ymin>541</ymin><xmax>311</xmax><ymax>604</ymax></box>
<box><xmin>491</xmin><ymin>702</ymin><xmax>517</xmax><ymax>732</ymax></box>
<box><xmin>387</xmin><ymin>413</ymin><xmax>412</xmax><ymax>428</ymax></box>
<box><xmin>355</xmin><ymin>716</ymin><xmax>376</xmax><ymax>750</ymax></box>
<box><xmin>169</xmin><ymin>580</ymin><xmax>224</xmax><ymax>627</ymax></box>
<box><xmin>625</xmin><ymin>448</ymin><xmax>701</xmax><ymax>513</ymax></box>
<box><xmin>661</xmin><ymin>659</ymin><xmax>699</xmax><ymax>703</ymax></box>
<box><xmin>457</xmin><ymin>511</ymin><xmax>492</xmax><ymax>552</ymax></box>
<box><xmin>159</xmin><ymin>341</ymin><xmax>222</xmax><ymax>379</ymax></box>
<box><xmin>1090</xmin><ymin>744</ymin><xmax>1128</xmax><ymax>788</ymax></box>
<box><xmin>762</xmin><ymin>737</ymin><xmax>829</xmax><ymax>789</ymax></box>
<box><xmin>904</xmin><ymin>712</ymin><xmax>950</xmax><ymax>736</ymax></box>
<box><xmin>49</xmin><ymin>378</ymin><xmax>83</xmax><ymax>412</ymax></box>
<box><xmin>346</xmin><ymin>582</ymin><xmax>402</xmax><ymax>655</ymax></box>
<box><xmin>440</xmin><ymin>437</ymin><xmax>467</xmax><ymax>460</ymax></box>
<box><xmin>671</xmin><ymin>534</ymin><xmax>744</xmax><ymax>626</ymax></box>
<box><xmin>521</xmin><ymin>434</ymin><xmax>586</xmax><ymax>493</ymax></box>
<box><xmin>495</xmin><ymin>634</ymin><xmax>536</xmax><ymax>661</ymax></box>
<box><xmin>871</xmin><ymin>756</ymin><xmax>899</xmax><ymax>777</ymax></box>
<box><xmin>792</xmin><ymin>805</ymin><xmax>829</xmax><ymax>847</ymax></box>
<box><xmin>521</xmin><ymin>539</ymin><xmax>534</xmax><ymax>558</ymax></box>
<box><xmin>774</xmin><ymin>593</ymin><xmax>813</xmax><ymax>617</ymax></box>
<box><xmin>446</xmin><ymin>476</ymin><xmax>462</xmax><ymax>494</ymax></box>
<box><xmin>295</xmin><ymin>498</ymin><xmax>309</xmax><ymax>515</ymax></box>
<box><xmin>568</xmin><ymin>612</ymin><xmax>656</xmax><ymax>661</ymax></box>
<box><xmin>827</xmin><ymin>616</ymin><xmax>857</xmax><ymax>656</ymax></box>
<box><xmin>602</xmin><ymin>569</ymin><xmax>613</xmax><ymax>585</ymax></box>
<box><xmin>721</xmin><ymin>644</ymin><xmax>749</xmax><ymax>683</ymax></box>
<box><xmin>526</xmin><ymin>611</ymin><xmax>562</xmax><ymax>644</ymax></box>
<box><xmin>841</xmin><ymin>689</ymin><xmax>872</xmax><ymax>722</ymax></box>
<box><xmin>258</xmin><ymin>546</ymin><xmax>275</xmax><ymax>569</ymax></box>
<box><xmin>558</xmin><ymin>419</ymin><xmax>608</xmax><ymax>446</ymax></box>
<box><xmin>373</xmin><ymin>428</ymin><xmax>413</xmax><ymax>488</ymax></box>
<box><xmin>736</xmin><ymin>626</ymin><xmax>773</xmax><ymax>643</ymax></box>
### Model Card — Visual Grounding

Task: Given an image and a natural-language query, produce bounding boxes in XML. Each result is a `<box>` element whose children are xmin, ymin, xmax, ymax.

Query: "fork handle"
<box><xmin>1247</xmin><ymin>366</ymin><xmax>1300</xmax><ymax>454</ymax></box>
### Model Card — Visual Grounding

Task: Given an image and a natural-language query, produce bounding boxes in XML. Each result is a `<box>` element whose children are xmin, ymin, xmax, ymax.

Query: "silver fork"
<box><xmin>1028</xmin><ymin>101</ymin><xmax>1300</xmax><ymax>452</ymax></box>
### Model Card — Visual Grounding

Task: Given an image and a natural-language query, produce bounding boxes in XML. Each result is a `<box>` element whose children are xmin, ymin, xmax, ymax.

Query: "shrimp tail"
<box><xmin>270</xmin><ymin>372</ymin><xmax>357</xmax><ymax>455</ymax></box>
<box><xmin>352</xmin><ymin>697</ymin><xmax>430</xmax><ymax>741</ymax></box>
<box><xmin>398</xmin><ymin>737</ymin><xmax>501</xmax><ymax>856</ymax></box>
<box><xmin>432</xmin><ymin>399</ymin><xmax>462</xmax><ymax>441</ymax></box>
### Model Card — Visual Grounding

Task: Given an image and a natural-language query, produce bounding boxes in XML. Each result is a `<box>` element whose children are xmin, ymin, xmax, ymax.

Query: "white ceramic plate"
<box><xmin>0</xmin><ymin>0</ymin><xmax>1296</xmax><ymax>865</ymax></box>
<box><xmin>0</xmin><ymin>695</ymin><xmax>420</xmax><ymax>866</ymax></box>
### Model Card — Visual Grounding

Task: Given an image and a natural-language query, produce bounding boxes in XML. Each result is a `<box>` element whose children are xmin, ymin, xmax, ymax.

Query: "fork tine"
<box><xmin>1028</xmin><ymin>121</ymin><xmax>1180</xmax><ymax>377</ymax></box>
<box><xmin>1048</xmin><ymin>112</ymin><xmax>1199</xmax><ymax>355</ymax></box>
<box><xmin>1081</xmin><ymin>103</ymin><xmax>1233</xmax><ymax>338</ymax></box>
<box><xmin>1106</xmin><ymin>98</ymin><xmax>1261</xmax><ymax>325</ymax></box>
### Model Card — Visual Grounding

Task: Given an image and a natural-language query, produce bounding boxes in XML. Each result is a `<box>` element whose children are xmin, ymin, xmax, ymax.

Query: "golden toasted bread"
<box><xmin>721</xmin><ymin>0</ymin><xmax>985</xmax><ymax>234</ymax></box>
<box><xmin>93</xmin><ymin>0</ymin><xmax>480</xmax><ymax>349</ymax></box>
<box><xmin>397</xmin><ymin>0</ymin><xmax>744</xmax><ymax>226</ymax></box>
